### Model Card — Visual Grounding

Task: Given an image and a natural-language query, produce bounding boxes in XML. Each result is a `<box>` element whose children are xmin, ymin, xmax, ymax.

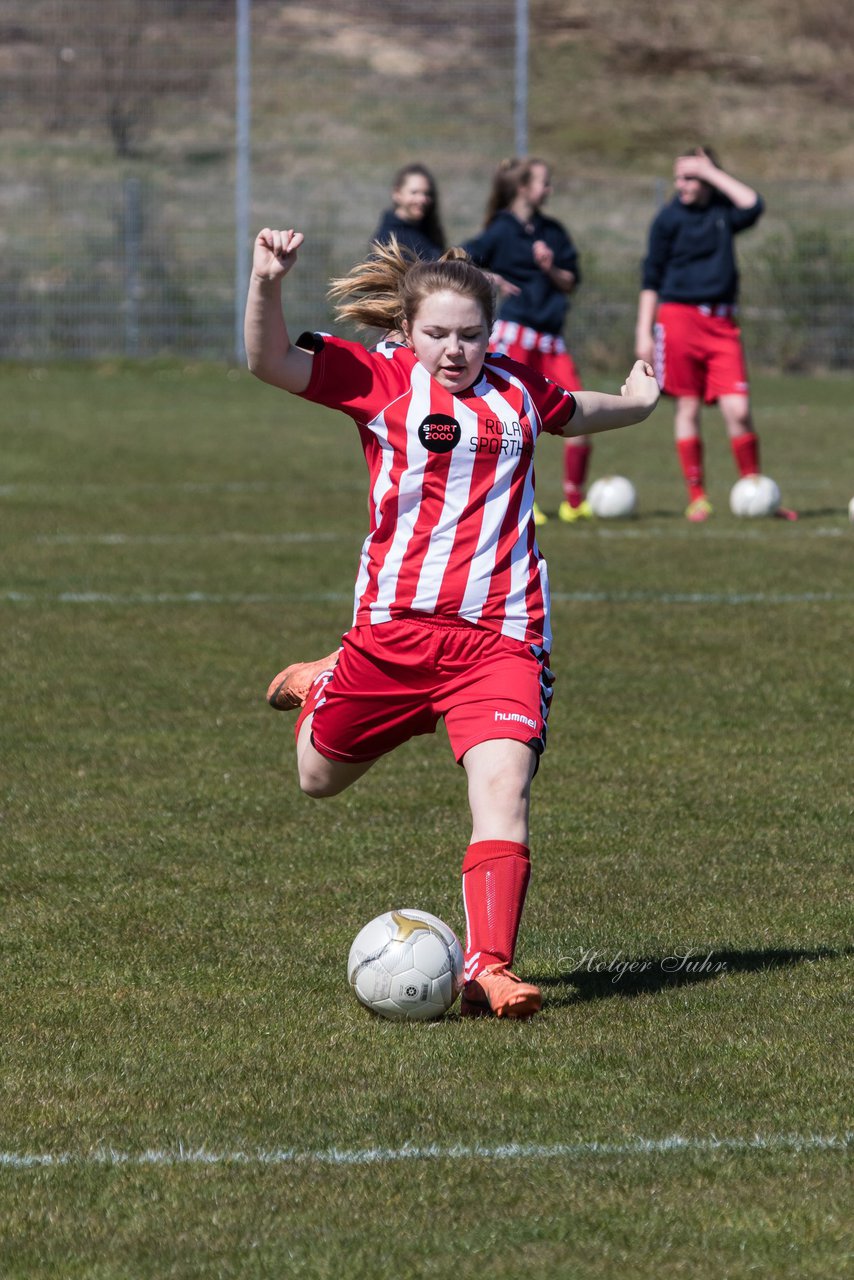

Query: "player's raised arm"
<box><xmin>564</xmin><ymin>361</ymin><xmax>660</xmax><ymax>437</ymax></box>
<box><xmin>674</xmin><ymin>151</ymin><xmax>759</xmax><ymax>210</ymax></box>
<box><xmin>244</xmin><ymin>228</ymin><xmax>314</xmax><ymax>393</ymax></box>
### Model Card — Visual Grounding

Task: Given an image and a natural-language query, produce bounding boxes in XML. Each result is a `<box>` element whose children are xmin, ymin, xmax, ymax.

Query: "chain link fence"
<box><xmin>2</xmin><ymin>0</ymin><xmax>853</xmax><ymax>370</ymax></box>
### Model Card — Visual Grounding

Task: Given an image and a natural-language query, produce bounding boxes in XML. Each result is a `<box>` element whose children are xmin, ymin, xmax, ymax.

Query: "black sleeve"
<box><xmin>641</xmin><ymin>209</ymin><xmax>675</xmax><ymax>291</ymax></box>
<box><xmin>554</xmin><ymin>227</ymin><xmax>581</xmax><ymax>285</ymax></box>
<box><xmin>461</xmin><ymin>225</ymin><xmax>495</xmax><ymax>267</ymax></box>
<box><xmin>730</xmin><ymin>196</ymin><xmax>765</xmax><ymax>233</ymax></box>
<box><xmin>371</xmin><ymin>210</ymin><xmax>395</xmax><ymax>246</ymax></box>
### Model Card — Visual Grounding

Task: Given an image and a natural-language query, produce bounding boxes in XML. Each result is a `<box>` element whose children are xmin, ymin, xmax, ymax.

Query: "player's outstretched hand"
<box><xmin>486</xmin><ymin>271</ymin><xmax>521</xmax><ymax>299</ymax></box>
<box><xmin>621</xmin><ymin>360</ymin><xmax>660</xmax><ymax>416</ymax></box>
<box><xmin>252</xmin><ymin>228</ymin><xmax>304</xmax><ymax>282</ymax></box>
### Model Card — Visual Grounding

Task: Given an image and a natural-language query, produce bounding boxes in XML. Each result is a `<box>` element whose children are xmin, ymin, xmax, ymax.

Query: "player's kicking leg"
<box><xmin>267</xmin><ymin>651</ymin><xmax>340</xmax><ymax>711</ymax></box>
<box><xmin>458</xmin><ymin>738</ymin><xmax>542</xmax><ymax>1019</ymax></box>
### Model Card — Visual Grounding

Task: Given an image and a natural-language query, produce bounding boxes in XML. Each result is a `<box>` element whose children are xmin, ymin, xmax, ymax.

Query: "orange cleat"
<box><xmin>266</xmin><ymin>651</ymin><xmax>339</xmax><ymax>711</ymax></box>
<box><xmin>460</xmin><ymin>963</ymin><xmax>542</xmax><ymax>1019</ymax></box>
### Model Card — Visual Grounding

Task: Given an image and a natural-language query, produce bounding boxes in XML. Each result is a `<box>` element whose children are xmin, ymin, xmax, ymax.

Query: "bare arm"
<box><xmin>484</xmin><ymin>271</ymin><xmax>521</xmax><ymax>299</ymax></box>
<box><xmin>546</xmin><ymin>264</ymin><xmax>577</xmax><ymax>294</ymax></box>
<box><xmin>244</xmin><ymin>228</ymin><xmax>314</xmax><ymax>393</ymax></box>
<box><xmin>563</xmin><ymin>361</ymin><xmax>660</xmax><ymax>437</ymax></box>
<box><xmin>675</xmin><ymin>152</ymin><xmax>759</xmax><ymax>210</ymax></box>
<box><xmin>635</xmin><ymin>288</ymin><xmax>659</xmax><ymax>363</ymax></box>
<box><xmin>532</xmin><ymin>240</ymin><xmax>576</xmax><ymax>294</ymax></box>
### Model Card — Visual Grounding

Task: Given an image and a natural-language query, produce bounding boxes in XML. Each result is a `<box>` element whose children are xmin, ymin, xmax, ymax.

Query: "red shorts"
<box><xmin>654</xmin><ymin>302</ymin><xmax>749</xmax><ymax>404</ymax></box>
<box><xmin>298</xmin><ymin>614</ymin><xmax>554</xmax><ymax>765</ymax></box>
<box><xmin>490</xmin><ymin>320</ymin><xmax>582</xmax><ymax>392</ymax></box>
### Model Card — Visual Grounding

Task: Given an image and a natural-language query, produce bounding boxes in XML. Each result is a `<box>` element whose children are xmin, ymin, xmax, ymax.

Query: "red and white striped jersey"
<box><xmin>297</xmin><ymin>334</ymin><xmax>575</xmax><ymax>650</ymax></box>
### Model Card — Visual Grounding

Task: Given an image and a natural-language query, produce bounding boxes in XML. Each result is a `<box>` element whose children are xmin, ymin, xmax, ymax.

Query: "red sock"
<box><xmin>461</xmin><ymin>840</ymin><xmax>531</xmax><ymax>981</ymax></box>
<box><xmin>563</xmin><ymin>441</ymin><xmax>591</xmax><ymax>506</ymax></box>
<box><xmin>731</xmin><ymin>431</ymin><xmax>760</xmax><ymax>477</ymax></box>
<box><xmin>676</xmin><ymin>437</ymin><xmax>705</xmax><ymax>501</ymax></box>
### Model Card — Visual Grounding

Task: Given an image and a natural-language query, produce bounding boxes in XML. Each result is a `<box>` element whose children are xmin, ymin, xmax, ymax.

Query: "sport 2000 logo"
<box><xmin>418</xmin><ymin>414</ymin><xmax>461</xmax><ymax>454</ymax></box>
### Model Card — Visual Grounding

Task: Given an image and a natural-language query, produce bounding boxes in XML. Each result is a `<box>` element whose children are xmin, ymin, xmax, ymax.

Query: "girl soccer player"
<box><xmin>246</xmin><ymin>227</ymin><xmax>659</xmax><ymax>1018</ymax></box>
<box><xmin>464</xmin><ymin>157</ymin><xmax>592</xmax><ymax>526</ymax></box>
<box><xmin>371</xmin><ymin>163</ymin><xmax>445</xmax><ymax>261</ymax></box>
<box><xmin>636</xmin><ymin>146</ymin><xmax>797</xmax><ymax>521</ymax></box>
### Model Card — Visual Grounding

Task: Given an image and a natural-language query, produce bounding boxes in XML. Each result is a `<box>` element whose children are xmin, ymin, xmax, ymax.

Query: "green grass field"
<box><xmin>1</xmin><ymin>363</ymin><xmax>852</xmax><ymax>1278</ymax></box>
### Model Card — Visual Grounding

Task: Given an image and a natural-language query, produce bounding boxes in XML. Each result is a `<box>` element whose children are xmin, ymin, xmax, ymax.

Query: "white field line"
<box><xmin>0</xmin><ymin>482</ymin><xmax>363</xmax><ymax>496</ymax></box>
<box><xmin>558</xmin><ymin>526</ymin><xmax>851</xmax><ymax>540</ymax></box>
<box><xmin>21</xmin><ymin>527</ymin><xmax>852</xmax><ymax>545</ymax></box>
<box><xmin>0</xmin><ymin>1132</ymin><xmax>850</xmax><ymax>1171</ymax></box>
<box><xmin>0</xmin><ymin>591</ymin><xmax>352</xmax><ymax>605</ymax></box>
<box><xmin>0</xmin><ymin>476</ymin><xmax>840</xmax><ymax>495</ymax></box>
<box><xmin>2</xmin><ymin>590</ymin><xmax>853</xmax><ymax>607</ymax></box>
<box><xmin>32</xmin><ymin>531</ymin><xmax>344</xmax><ymax>546</ymax></box>
<box><xmin>550</xmin><ymin>590</ymin><xmax>854</xmax><ymax>604</ymax></box>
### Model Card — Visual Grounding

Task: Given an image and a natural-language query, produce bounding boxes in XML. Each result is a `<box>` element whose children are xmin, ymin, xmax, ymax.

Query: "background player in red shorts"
<box><xmin>464</xmin><ymin>157</ymin><xmax>592</xmax><ymax>527</ymax></box>
<box><xmin>245</xmin><ymin>226</ymin><xmax>659</xmax><ymax>1018</ymax></box>
<box><xmin>635</xmin><ymin>146</ymin><xmax>796</xmax><ymax>522</ymax></box>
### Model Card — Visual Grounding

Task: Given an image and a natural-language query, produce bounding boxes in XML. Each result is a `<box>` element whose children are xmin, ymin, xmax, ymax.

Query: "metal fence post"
<box><xmin>235</xmin><ymin>0</ymin><xmax>251</xmax><ymax>365</ymax></box>
<box><xmin>515</xmin><ymin>0</ymin><xmax>529</xmax><ymax>158</ymax></box>
<box><xmin>123</xmin><ymin>176</ymin><xmax>142</xmax><ymax>357</ymax></box>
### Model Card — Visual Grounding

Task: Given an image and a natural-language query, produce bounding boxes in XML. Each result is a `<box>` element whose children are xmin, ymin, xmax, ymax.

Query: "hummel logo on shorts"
<box><xmin>494</xmin><ymin>710</ymin><xmax>537</xmax><ymax>729</ymax></box>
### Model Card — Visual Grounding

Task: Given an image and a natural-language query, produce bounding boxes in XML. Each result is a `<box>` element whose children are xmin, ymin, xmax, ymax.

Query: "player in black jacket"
<box><xmin>465</xmin><ymin>158</ymin><xmax>592</xmax><ymax>526</ymax></box>
<box><xmin>371</xmin><ymin>163</ymin><xmax>445</xmax><ymax>262</ymax></box>
<box><xmin>636</xmin><ymin>147</ymin><xmax>796</xmax><ymax>521</ymax></box>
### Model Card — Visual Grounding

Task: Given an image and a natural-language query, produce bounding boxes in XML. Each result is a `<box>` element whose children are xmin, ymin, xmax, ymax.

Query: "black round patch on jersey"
<box><xmin>418</xmin><ymin>413</ymin><xmax>461</xmax><ymax>454</ymax></box>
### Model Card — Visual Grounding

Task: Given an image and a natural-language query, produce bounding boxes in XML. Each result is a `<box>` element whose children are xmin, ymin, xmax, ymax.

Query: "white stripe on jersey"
<box><xmin>456</xmin><ymin>378</ymin><xmax>523</xmax><ymax>625</ymax></box>
<box><xmin>364</xmin><ymin>362</ymin><xmax>434</xmax><ymax>621</ymax></box>
<box><xmin>351</xmin><ymin>375</ymin><xmax>416</xmax><ymax>624</ymax></box>
<box><xmin>409</xmin><ymin>393</ymin><xmax>481</xmax><ymax>615</ymax></box>
<box><xmin>478</xmin><ymin>363</ymin><xmax>552</xmax><ymax>648</ymax></box>
<box><xmin>352</xmin><ymin>413</ymin><xmax>394</xmax><ymax>623</ymax></box>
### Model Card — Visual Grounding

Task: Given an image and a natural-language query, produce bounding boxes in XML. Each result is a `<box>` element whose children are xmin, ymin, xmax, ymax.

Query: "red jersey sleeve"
<box><xmin>295</xmin><ymin>332</ymin><xmax>409</xmax><ymax>422</ymax></box>
<box><xmin>488</xmin><ymin>353</ymin><xmax>576</xmax><ymax>436</ymax></box>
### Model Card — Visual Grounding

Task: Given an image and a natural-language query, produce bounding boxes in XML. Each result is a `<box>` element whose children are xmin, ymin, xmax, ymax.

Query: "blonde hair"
<box><xmin>329</xmin><ymin>236</ymin><xmax>496</xmax><ymax>333</ymax></box>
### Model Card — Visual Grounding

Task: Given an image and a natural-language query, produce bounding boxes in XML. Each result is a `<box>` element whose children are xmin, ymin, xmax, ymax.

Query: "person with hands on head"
<box><xmin>464</xmin><ymin>157</ymin><xmax>591</xmax><ymax>527</ymax></box>
<box><xmin>246</xmin><ymin>224</ymin><xmax>659</xmax><ymax>1019</ymax></box>
<box><xmin>636</xmin><ymin>146</ymin><xmax>797</xmax><ymax>522</ymax></box>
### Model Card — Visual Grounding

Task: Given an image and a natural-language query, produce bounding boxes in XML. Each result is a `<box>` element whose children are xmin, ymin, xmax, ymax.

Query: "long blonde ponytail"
<box><xmin>329</xmin><ymin>237</ymin><xmax>496</xmax><ymax>334</ymax></box>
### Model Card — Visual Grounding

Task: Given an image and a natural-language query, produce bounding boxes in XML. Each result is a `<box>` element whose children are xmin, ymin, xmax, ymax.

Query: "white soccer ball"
<box><xmin>347</xmin><ymin>909</ymin><xmax>464</xmax><ymax>1021</ymax></box>
<box><xmin>729</xmin><ymin>474</ymin><xmax>781</xmax><ymax>518</ymax></box>
<box><xmin>587</xmin><ymin>475</ymin><xmax>637</xmax><ymax>519</ymax></box>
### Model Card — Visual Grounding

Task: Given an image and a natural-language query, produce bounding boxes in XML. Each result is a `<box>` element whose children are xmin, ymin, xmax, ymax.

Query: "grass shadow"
<box><xmin>536</xmin><ymin>946</ymin><xmax>849</xmax><ymax>1005</ymax></box>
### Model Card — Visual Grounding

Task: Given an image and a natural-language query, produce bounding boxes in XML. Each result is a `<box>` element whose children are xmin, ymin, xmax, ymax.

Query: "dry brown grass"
<box><xmin>3</xmin><ymin>0</ymin><xmax>854</xmax><ymax>179</ymax></box>
<box><xmin>532</xmin><ymin>0</ymin><xmax>854</xmax><ymax>178</ymax></box>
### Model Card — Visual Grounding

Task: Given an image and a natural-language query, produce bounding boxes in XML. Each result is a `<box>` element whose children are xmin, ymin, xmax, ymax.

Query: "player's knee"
<box><xmin>297</xmin><ymin>760</ymin><xmax>338</xmax><ymax>799</ymax></box>
<box><xmin>477</xmin><ymin>766</ymin><xmax>531</xmax><ymax>823</ymax></box>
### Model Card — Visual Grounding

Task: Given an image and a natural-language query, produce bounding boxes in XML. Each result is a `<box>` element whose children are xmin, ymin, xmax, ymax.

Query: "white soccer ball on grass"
<box><xmin>347</xmin><ymin>909</ymin><xmax>464</xmax><ymax>1021</ymax></box>
<box><xmin>729</xmin><ymin>474</ymin><xmax>781</xmax><ymax>518</ymax></box>
<box><xmin>587</xmin><ymin>475</ymin><xmax>637</xmax><ymax>519</ymax></box>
